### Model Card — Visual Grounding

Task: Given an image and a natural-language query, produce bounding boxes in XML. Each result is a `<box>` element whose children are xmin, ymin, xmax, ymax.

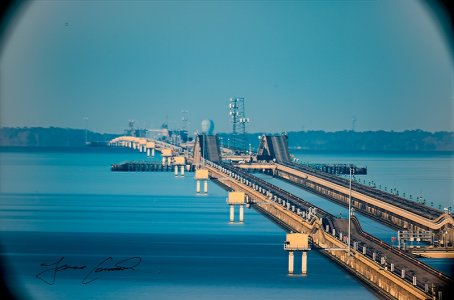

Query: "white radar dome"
<box><xmin>201</xmin><ymin>119</ymin><xmax>215</xmax><ymax>134</ymax></box>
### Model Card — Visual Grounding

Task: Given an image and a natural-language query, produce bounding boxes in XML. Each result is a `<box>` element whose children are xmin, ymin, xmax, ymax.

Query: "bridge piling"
<box><xmin>227</xmin><ymin>192</ymin><xmax>245</xmax><ymax>223</ymax></box>
<box><xmin>285</xmin><ymin>233</ymin><xmax>310</xmax><ymax>276</ymax></box>
<box><xmin>288</xmin><ymin>251</ymin><xmax>294</xmax><ymax>274</ymax></box>
<box><xmin>239</xmin><ymin>204</ymin><xmax>244</xmax><ymax>222</ymax></box>
<box><xmin>302</xmin><ymin>251</ymin><xmax>308</xmax><ymax>275</ymax></box>
<box><xmin>195</xmin><ymin>169</ymin><xmax>209</xmax><ymax>194</ymax></box>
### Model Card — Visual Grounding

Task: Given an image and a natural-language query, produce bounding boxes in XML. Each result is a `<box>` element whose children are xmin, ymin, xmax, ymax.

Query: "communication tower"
<box><xmin>125</xmin><ymin>120</ymin><xmax>136</xmax><ymax>136</ymax></box>
<box><xmin>229</xmin><ymin>97</ymin><xmax>250</xmax><ymax>153</ymax></box>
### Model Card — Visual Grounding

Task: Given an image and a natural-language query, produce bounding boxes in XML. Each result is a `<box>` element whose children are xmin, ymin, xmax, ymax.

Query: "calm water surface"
<box><xmin>1</xmin><ymin>148</ymin><xmax>453</xmax><ymax>299</ymax></box>
<box><xmin>293</xmin><ymin>151</ymin><xmax>454</xmax><ymax>210</ymax></box>
<box><xmin>264</xmin><ymin>151</ymin><xmax>454</xmax><ymax>275</ymax></box>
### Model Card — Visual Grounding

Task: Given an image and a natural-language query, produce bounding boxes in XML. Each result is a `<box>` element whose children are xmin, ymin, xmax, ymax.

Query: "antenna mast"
<box><xmin>229</xmin><ymin>97</ymin><xmax>250</xmax><ymax>153</ymax></box>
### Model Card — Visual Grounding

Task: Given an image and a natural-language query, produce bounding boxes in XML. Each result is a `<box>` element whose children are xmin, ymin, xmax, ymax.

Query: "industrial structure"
<box><xmin>109</xmin><ymin>123</ymin><xmax>454</xmax><ymax>300</ymax></box>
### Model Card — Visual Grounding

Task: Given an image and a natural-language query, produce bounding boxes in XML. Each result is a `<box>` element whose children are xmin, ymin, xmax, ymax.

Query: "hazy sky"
<box><xmin>1</xmin><ymin>0</ymin><xmax>453</xmax><ymax>134</ymax></box>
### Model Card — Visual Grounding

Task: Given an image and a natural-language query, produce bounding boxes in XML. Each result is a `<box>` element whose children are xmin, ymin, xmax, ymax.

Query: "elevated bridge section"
<box><xmin>247</xmin><ymin>134</ymin><xmax>454</xmax><ymax>245</ymax></box>
<box><xmin>205</xmin><ymin>161</ymin><xmax>452</xmax><ymax>299</ymax></box>
<box><xmin>109</xmin><ymin>136</ymin><xmax>183</xmax><ymax>153</ymax></box>
<box><xmin>257</xmin><ymin>134</ymin><xmax>291</xmax><ymax>163</ymax></box>
<box><xmin>193</xmin><ymin>134</ymin><xmax>221</xmax><ymax>167</ymax></box>
<box><xmin>274</xmin><ymin>162</ymin><xmax>454</xmax><ymax>244</ymax></box>
<box><xmin>109</xmin><ymin>135</ymin><xmax>453</xmax><ymax>299</ymax></box>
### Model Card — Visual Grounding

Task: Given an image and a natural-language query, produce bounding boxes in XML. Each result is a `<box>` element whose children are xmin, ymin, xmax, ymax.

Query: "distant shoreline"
<box><xmin>0</xmin><ymin>146</ymin><xmax>452</xmax><ymax>156</ymax></box>
<box><xmin>0</xmin><ymin>146</ymin><xmax>132</xmax><ymax>153</ymax></box>
<box><xmin>1</xmin><ymin>127</ymin><xmax>453</xmax><ymax>152</ymax></box>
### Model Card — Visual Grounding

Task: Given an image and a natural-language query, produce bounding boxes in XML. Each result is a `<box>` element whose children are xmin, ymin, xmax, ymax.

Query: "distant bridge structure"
<box><xmin>109</xmin><ymin>133</ymin><xmax>454</xmax><ymax>299</ymax></box>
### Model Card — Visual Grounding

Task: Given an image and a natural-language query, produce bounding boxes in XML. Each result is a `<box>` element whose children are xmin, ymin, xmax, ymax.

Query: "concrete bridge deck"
<box><xmin>274</xmin><ymin>162</ymin><xmax>454</xmax><ymax>237</ymax></box>
<box><xmin>109</xmin><ymin>136</ymin><xmax>453</xmax><ymax>299</ymax></box>
<box><xmin>282</xmin><ymin>162</ymin><xmax>445</xmax><ymax>220</ymax></box>
<box><xmin>205</xmin><ymin>161</ymin><xmax>452</xmax><ymax>299</ymax></box>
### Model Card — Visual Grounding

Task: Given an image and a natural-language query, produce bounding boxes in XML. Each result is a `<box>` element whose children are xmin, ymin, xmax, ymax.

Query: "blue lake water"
<box><xmin>0</xmin><ymin>148</ymin><xmax>453</xmax><ymax>299</ymax></box>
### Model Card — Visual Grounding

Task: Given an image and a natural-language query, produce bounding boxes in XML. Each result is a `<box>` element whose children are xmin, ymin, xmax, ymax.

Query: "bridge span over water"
<box><xmin>109</xmin><ymin>134</ymin><xmax>453</xmax><ymax>299</ymax></box>
<box><xmin>246</xmin><ymin>134</ymin><xmax>454</xmax><ymax>247</ymax></box>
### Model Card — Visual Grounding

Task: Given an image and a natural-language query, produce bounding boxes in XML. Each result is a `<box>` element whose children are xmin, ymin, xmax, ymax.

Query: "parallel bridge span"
<box><xmin>109</xmin><ymin>136</ymin><xmax>453</xmax><ymax>299</ymax></box>
<box><xmin>204</xmin><ymin>160</ymin><xmax>452</xmax><ymax>299</ymax></box>
<box><xmin>274</xmin><ymin>162</ymin><xmax>454</xmax><ymax>240</ymax></box>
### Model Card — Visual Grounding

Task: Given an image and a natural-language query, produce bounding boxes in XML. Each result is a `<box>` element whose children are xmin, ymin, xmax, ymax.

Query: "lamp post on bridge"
<box><xmin>348</xmin><ymin>165</ymin><xmax>355</xmax><ymax>256</ymax></box>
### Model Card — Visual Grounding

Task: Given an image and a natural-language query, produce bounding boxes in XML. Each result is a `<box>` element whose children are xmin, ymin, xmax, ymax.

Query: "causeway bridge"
<box><xmin>109</xmin><ymin>134</ymin><xmax>453</xmax><ymax>300</ymax></box>
<box><xmin>244</xmin><ymin>134</ymin><xmax>454</xmax><ymax>247</ymax></box>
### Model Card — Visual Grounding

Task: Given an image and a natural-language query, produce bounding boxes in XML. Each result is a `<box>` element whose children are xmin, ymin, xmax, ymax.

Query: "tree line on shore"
<box><xmin>1</xmin><ymin>127</ymin><xmax>453</xmax><ymax>152</ymax></box>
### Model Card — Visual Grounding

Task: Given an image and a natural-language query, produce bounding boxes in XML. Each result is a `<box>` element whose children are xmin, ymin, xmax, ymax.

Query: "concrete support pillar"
<box><xmin>230</xmin><ymin>205</ymin><xmax>234</xmax><ymax>222</ymax></box>
<box><xmin>181</xmin><ymin>166</ymin><xmax>185</xmax><ymax>176</ymax></box>
<box><xmin>288</xmin><ymin>251</ymin><xmax>294</xmax><ymax>274</ymax></box>
<box><xmin>139</xmin><ymin>145</ymin><xmax>143</xmax><ymax>152</ymax></box>
<box><xmin>147</xmin><ymin>148</ymin><xmax>151</xmax><ymax>156</ymax></box>
<box><xmin>196</xmin><ymin>180</ymin><xmax>200</xmax><ymax>193</ymax></box>
<box><xmin>239</xmin><ymin>205</ymin><xmax>244</xmax><ymax>222</ymax></box>
<box><xmin>302</xmin><ymin>251</ymin><xmax>307</xmax><ymax>275</ymax></box>
<box><xmin>162</xmin><ymin>157</ymin><xmax>166</xmax><ymax>166</ymax></box>
<box><xmin>174</xmin><ymin>165</ymin><xmax>178</xmax><ymax>176</ymax></box>
<box><xmin>332</xmin><ymin>229</ymin><xmax>336</xmax><ymax>236</ymax></box>
<box><xmin>362</xmin><ymin>246</ymin><xmax>366</xmax><ymax>255</ymax></box>
<box><xmin>401</xmin><ymin>269</ymin><xmax>405</xmax><ymax>279</ymax></box>
<box><xmin>424</xmin><ymin>283</ymin><xmax>429</xmax><ymax>293</ymax></box>
<box><xmin>325</xmin><ymin>225</ymin><xmax>329</xmax><ymax>232</ymax></box>
<box><xmin>167</xmin><ymin>157</ymin><xmax>172</xmax><ymax>165</ymax></box>
<box><xmin>339</xmin><ymin>232</ymin><xmax>343</xmax><ymax>241</ymax></box>
<box><xmin>203</xmin><ymin>180</ymin><xmax>208</xmax><ymax>193</ymax></box>
<box><xmin>152</xmin><ymin>148</ymin><xmax>155</xmax><ymax>156</ymax></box>
<box><xmin>372</xmin><ymin>252</ymin><xmax>376</xmax><ymax>261</ymax></box>
<box><xmin>390</xmin><ymin>263</ymin><xmax>394</xmax><ymax>272</ymax></box>
<box><xmin>412</xmin><ymin>276</ymin><xmax>417</xmax><ymax>286</ymax></box>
